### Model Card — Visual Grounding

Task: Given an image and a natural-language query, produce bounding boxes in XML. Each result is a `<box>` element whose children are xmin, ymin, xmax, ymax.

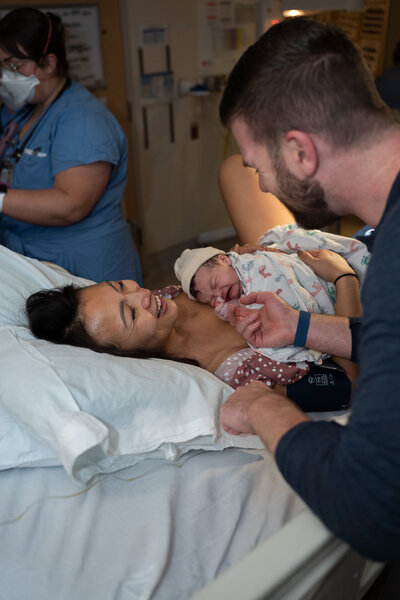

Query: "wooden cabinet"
<box><xmin>314</xmin><ymin>1</ymin><xmax>391</xmax><ymax>77</ymax></box>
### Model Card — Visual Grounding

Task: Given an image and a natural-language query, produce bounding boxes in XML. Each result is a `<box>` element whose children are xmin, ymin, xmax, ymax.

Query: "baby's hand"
<box><xmin>215</xmin><ymin>297</ymin><xmax>242</xmax><ymax>321</ymax></box>
<box><xmin>214</xmin><ymin>296</ymin><xmax>230</xmax><ymax>320</ymax></box>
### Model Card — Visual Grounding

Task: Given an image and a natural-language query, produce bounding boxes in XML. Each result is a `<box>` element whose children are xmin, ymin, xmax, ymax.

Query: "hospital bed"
<box><xmin>0</xmin><ymin>245</ymin><xmax>383</xmax><ymax>599</ymax></box>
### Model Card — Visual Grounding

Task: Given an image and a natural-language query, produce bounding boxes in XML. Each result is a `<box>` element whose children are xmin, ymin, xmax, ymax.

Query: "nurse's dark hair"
<box><xmin>26</xmin><ymin>285</ymin><xmax>199</xmax><ymax>367</ymax></box>
<box><xmin>0</xmin><ymin>7</ymin><xmax>69</xmax><ymax>77</ymax></box>
<box><xmin>220</xmin><ymin>17</ymin><xmax>396</xmax><ymax>155</ymax></box>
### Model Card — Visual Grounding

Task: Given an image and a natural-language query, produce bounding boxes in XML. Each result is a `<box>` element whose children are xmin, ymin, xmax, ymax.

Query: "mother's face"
<box><xmin>78</xmin><ymin>280</ymin><xmax>177</xmax><ymax>351</ymax></box>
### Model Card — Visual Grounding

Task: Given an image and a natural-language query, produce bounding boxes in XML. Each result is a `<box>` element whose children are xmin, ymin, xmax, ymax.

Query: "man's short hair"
<box><xmin>220</xmin><ymin>17</ymin><xmax>395</xmax><ymax>154</ymax></box>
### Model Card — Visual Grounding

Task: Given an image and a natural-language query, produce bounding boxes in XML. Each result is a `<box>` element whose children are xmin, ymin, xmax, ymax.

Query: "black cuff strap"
<box><xmin>349</xmin><ymin>317</ymin><xmax>362</xmax><ymax>364</ymax></box>
<box><xmin>287</xmin><ymin>360</ymin><xmax>351</xmax><ymax>412</ymax></box>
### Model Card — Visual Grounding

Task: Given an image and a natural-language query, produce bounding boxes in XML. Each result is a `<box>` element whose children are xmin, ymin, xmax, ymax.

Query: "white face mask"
<box><xmin>0</xmin><ymin>70</ymin><xmax>40</xmax><ymax>111</ymax></box>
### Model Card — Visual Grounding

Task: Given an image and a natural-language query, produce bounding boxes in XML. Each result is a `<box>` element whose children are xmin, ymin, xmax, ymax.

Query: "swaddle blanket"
<box><xmin>227</xmin><ymin>224</ymin><xmax>370</xmax><ymax>367</ymax></box>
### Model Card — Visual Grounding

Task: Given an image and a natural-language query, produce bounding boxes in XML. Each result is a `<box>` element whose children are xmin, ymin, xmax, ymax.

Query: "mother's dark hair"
<box><xmin>0</xmin><ymin>7</ymin><xmax>69</xmax><ymax>77</ymax></box>
<box><xmin>26</xmin><ymin>285</ymin><xmax>199</xmax><ymax>366</ymax></box>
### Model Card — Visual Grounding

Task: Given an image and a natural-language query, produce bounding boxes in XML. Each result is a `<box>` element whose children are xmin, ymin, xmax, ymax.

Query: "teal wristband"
<box><xmin>293</xmin><ymin>310</ymin><xmax>311</xmax><ymax>347</ymax></box>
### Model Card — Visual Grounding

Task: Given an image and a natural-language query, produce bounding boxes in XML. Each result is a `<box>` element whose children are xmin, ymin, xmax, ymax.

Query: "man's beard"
<box><xmin>273</xmin><ymin>155</ymin><xmax>340</xmax><ymax>229</ymax></box>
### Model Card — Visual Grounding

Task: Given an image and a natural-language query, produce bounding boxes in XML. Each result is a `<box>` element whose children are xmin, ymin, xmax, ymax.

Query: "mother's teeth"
<box><xmin>155</xmin><ymin>295</ymin><xmax>161</xmax><ymax>316</ymax></box>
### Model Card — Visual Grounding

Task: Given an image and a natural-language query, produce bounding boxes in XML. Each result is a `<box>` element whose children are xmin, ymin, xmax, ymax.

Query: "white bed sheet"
<box><xmin>0</xmin><ymin>447</ymin><xmax>305</xmax><ymax>600</ymax></box>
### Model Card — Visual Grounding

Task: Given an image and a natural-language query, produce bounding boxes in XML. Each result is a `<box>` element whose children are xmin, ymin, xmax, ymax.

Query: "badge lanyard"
<box><xmin>0</xmin><ymin>106</ymin><xmax>33</xmax><ymax>187</ymax></box>
<box><xmin>0</xmin><ymin>78</ymin><xmax>71</xmax><ymax>187</ymax></box>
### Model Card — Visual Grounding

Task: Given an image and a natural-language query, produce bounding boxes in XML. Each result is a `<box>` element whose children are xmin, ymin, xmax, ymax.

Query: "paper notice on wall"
<box><xmin>141</xmin><ymin>25</ymin><xmax>168</xmax><ymax>46</ymax></box>
<box><xmin>197</xmin><ymin>0</ymin><xmax>257</xmax><ymax>75</ymax></box>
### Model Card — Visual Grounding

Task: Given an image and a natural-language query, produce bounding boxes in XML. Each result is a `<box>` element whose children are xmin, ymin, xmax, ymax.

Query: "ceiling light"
<box><xmin>283</xmin><ymin>9</ymin><xmax>305</xmax><ymax>16</ymax></box>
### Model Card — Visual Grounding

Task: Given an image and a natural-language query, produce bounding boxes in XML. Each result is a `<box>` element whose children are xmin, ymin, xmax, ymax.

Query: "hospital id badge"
<box><xmin>0</xmin><ymin>162</ymin><xmax>14</xmax><ymax>187</ymax></box>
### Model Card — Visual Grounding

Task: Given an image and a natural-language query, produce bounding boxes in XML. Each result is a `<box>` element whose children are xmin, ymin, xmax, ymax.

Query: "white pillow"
<box><xmin>0</xmin><ymin>245</ymin><xmax>263</xmax><ymax>483</ymax></box>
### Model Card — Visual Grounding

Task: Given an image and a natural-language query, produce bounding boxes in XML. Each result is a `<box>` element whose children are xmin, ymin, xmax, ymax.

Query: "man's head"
<box><xmin>231</xmin><ymin>115</ymin><xmax>339</xmax><ymax>229</ymax></box>
<box><xmin>220</xmin><ymin>17</ymin><xmax>396</xmax><ymax>228</ymax></box>
<box><xmin>220</xmin><ymin>17</ymin><xmax>392</xmax><ymax>153</ymax></box>
<box><xmin>174</xmin><ymin>247</ymin><xmax>241</xmax><ymax>306</ymax></box>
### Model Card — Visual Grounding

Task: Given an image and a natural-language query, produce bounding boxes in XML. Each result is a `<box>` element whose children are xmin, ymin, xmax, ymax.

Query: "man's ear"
<box><xmin>281</xmin><ymin>130</ymin><xmax>318</xmax><ymax>178</ymax></box>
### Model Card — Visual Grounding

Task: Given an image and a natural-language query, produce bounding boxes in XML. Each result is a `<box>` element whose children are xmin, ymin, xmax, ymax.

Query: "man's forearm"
<box><xmin>305</xmin><ymin>314</ymin><xmax>352</xmax><ymax>359</ymax></box>
<box><xmin>248</xmin><ymin>394</ymin><xmax>310</xmax><ymax>455</ymax></box>
<box><xmin>220</xmin><ymin>382</ymin><xmax>310</xmax><ymax>453</ymax></box>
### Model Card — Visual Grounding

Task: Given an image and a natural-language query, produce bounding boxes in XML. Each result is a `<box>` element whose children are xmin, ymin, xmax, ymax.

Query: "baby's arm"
<box><xmin>214</xmin><ymin>296</ymin><xmax>242</xmax><ymax>320</ymax></box>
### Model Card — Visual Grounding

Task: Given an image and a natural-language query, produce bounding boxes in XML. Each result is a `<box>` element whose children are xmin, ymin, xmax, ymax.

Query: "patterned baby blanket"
<box><xmin>228</xmin><ymin>224</ymin><xmax>370</xmax><ymax>367</ymax></box>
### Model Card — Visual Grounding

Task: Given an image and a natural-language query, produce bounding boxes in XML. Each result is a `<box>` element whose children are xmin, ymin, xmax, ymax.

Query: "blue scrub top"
<box><xmin>0</xmin><ymin>80</ymin><xmax>143</xmax><ymax>284</ymax></box>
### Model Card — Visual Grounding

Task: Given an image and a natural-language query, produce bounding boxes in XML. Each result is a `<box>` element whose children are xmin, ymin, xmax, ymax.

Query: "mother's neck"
<box><xmin>164</xmin><ymin>293</ymin><xmax>248</xmax><ymax>373</ymax></box>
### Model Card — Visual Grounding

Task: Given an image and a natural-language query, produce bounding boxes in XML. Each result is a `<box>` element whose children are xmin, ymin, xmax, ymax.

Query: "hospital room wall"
<box><xmin>120</xmin><ymin>0</ymin><xmax>238</xmax><ymax>270</ymax></box>
<box><xmin>119</xmin><ymin>0</ymin><xmax>400</xmax><ymax>270</ymax></box>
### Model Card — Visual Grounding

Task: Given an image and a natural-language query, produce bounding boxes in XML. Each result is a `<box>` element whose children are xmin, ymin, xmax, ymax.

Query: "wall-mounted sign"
<box><xmin>197</xmin><ymin>0</ymin><xmax>257</xmax><ymax>75</ymax></box>
<box><xmin>140</xmin><ymin>25</ymin><xmax>167</xmax><ymax>46</ymax></box>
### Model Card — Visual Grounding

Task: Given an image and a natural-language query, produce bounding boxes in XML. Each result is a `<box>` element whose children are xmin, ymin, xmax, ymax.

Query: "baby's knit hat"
<box><xmin>174</xmin><ymin>247</ymin><xmax>222</xmax><ymax>299</ymax></box>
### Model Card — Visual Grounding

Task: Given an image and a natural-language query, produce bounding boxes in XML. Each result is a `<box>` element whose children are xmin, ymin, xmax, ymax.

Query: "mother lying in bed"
<box><xmin>26</xmin><ymin>232</ymin><xmax>360</xmax><ymax>415</ymax></box>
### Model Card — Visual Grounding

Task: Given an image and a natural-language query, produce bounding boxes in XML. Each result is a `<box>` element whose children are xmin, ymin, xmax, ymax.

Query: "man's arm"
<box><xmin>224</xmin><ymin>206</ymin><xmax>400</xmax><ymax>563</ymax></box>
<box><xmin>228</xmin><ymin>292</ymin><xmax>353</xmax><ymax>359</ymax></box>
<box><xmin>220</xmin><ymin>381</ymin><xmax>310</xmax><ymax>454</ymax></box>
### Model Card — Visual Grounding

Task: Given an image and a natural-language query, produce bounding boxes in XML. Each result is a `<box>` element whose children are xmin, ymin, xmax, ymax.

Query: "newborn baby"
<box><xmin>176</xmin><ymin>248</ymin><xmax>244</xmax><ymax>317</ymax></box>
<box><xmin>175</xmin><ymin>247</ymin><xmax>337</xmax><ymax>319</ymax></box>
<box><xmin>174</xmin><ymin>225</ymin><xmax>370</xmax><ymax>366</ymax></box>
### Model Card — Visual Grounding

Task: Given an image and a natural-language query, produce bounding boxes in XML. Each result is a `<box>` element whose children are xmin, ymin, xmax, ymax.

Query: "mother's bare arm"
<box><xmin>297</xmin><ymin>249</ymin><xmax>361</xmax><ymax>384</ymax></box>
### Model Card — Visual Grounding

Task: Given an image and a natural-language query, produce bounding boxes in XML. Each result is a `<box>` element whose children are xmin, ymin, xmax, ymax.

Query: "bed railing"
<box><xmin>190</xmin><ymin>509</ymin><xmax>384</xmax><ymax>600</ymax></box>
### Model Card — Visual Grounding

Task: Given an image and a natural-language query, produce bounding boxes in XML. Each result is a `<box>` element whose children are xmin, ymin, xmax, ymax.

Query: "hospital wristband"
<box><xmin>334</xmin><ymin>272</ymin><xmax>358</xmax><ymax>285</ymax></box>
<box><xmin>293</xmin><ymin>310</ymin><xmax>311</xmax><ymax>347</ymax></box>
<box><xmin>0</xmin><ymin>191</ymin><xmax>6</xmax><ymax>213</ymax></box>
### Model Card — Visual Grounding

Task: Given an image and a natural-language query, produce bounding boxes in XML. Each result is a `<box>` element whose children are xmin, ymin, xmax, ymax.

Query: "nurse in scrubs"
<box><xmin>0</xmin><ymin>7</ymin><xmax>143</xmax><ymax>283</ymax></box>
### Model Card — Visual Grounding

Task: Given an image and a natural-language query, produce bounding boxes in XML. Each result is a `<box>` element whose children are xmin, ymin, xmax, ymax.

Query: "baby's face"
<box><xmin>193</xmin><ymin>255</ymin><xmax>241</xmax><ymax>307</ymax></box>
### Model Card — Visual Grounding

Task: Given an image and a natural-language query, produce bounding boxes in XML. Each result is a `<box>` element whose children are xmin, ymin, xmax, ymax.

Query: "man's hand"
<box><xmin>220</xmin><ymin>381</ymin><xmax>310</xmax><ymax>454</ymax></box>
<box><xmin>220</xmin><ymin>382</ymin><xmax>267</xmax><ymax>436</ymax></box>
<box><xmin>227</xmin><ymin>291</ymin><xmax>298</xmax><ymax>348</ymax></box>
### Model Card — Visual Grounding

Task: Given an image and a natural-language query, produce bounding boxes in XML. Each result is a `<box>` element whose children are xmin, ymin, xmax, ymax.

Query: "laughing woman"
<box><xmin>26</xmin><ymin>243</ymin><xmax>360</xmax><ymax>413</ymax></box>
